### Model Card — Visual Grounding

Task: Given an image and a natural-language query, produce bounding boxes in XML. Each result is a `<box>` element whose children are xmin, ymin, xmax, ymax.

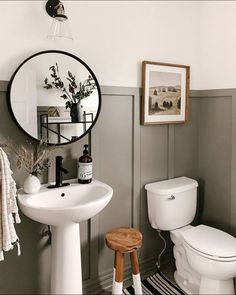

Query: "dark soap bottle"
<box><xmin>78</xmin><ymin>144</ymin><xmax>92</xmax><ymax>184</ymax></box>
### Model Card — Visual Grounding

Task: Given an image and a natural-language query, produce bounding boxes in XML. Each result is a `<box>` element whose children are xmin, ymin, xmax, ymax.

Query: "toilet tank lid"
<box><xmin>145</xmin><ymin>177</ymin><xmax>198</xmax><ymax>195</ymax></box>
<box><xmin>181</xmin><ymin>225</ymin><xmax>236</xmax><ymax>258</ymax></box>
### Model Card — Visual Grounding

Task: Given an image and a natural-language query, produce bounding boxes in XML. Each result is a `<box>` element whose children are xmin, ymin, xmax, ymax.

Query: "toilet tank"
<box><xmin>145</xmin><ymin>177</ymin><xmax>198</xmax><ymax>231</ymax></box>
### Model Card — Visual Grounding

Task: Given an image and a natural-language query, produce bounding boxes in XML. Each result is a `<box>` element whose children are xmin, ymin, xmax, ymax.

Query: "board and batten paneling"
<box><xmin>92</xmin><ymin>92</ymin><xmax>133</xmax><ymax>274</ymax></box>
<box><xmin>0</xmin><ymin>83</ymin><xmax>40</xmax><ymax>294</ymax></box>
<box><xmin>84</xmin><ymin>87</ymin><xmax>200</xmax><ymax>293</ymax></box>
<box><xmin>0</xmin><ymin>81</ymin><xmax>90</xmax><ymax>294</ymax></box>
<box><xmin>174</xmin><ymin>97</ymin><xmax>200</xmax><ymax>179</ymax></box>
<box><xmin>3</xmin><ymin>81</ymin><xmax>235</xmax><ymax>294</ymax></box>
<box><xmin>198</xmin><ymin>93</ymin><xmax>232</xmax><ymax>233</ymax></box>
<box><xmin>83</xmin><ymin>87</ymin><xmax>142</xmax><ymax>293</ymax></box>
<box><xmin>140</xmin><ymin>124</ymin><xmax>169</xmax><ymax>260</ymax></box>
<box><xmin>231</xmin><ymin>90</ymin><xmax>236</xmax><ymax>236</ymax></box>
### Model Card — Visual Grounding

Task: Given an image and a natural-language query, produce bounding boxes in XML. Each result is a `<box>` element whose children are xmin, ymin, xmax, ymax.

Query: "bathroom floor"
<box><xmin>161</xmin><ymin>260</ymin><xmax>236</xmax><ymax>292</ymax></box>
<box><xmin>160</xmin><ymin>259</ymin><xmax>176</xmax><ymax>284</ymax></box>
<box><xmin>98</xmin><ymin>259</ymin><xmax>236</xmax><ymax>294</ymax></box>
<box><xmin>98</xmin><ymin>260</ymin><xmax>178</xmax><ymax>294</ymax></box>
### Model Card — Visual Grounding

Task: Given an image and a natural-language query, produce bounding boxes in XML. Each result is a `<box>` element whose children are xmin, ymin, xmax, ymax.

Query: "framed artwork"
<box><xmin>141</xmin><ymin>61</ymin><xmax>190</xmax><ymax>125</ymax></box>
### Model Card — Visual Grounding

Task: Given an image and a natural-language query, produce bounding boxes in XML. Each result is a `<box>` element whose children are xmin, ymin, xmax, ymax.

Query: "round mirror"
<box><xmin>8</xmin><ymin>50</ymin><xmax>101</xmax><ymax>145</ymax></box>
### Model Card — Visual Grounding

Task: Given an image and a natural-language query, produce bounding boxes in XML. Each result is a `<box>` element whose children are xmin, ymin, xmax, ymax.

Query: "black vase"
<box><xmin>70</xmin><ymin>102</ymin><xmax>83</xmax><ymax>123</ymax></box>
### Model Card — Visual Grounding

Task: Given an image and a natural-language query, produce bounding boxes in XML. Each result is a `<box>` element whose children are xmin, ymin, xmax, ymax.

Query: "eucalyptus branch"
<box><xmin>63</xmin><ymin>88</ymin><xmax>73</xmax><ymax>101</ymax></box>
<box><xmin>44</xmin><ymin>64</ymin><xmax>97</xmax><ymax>109</ymax></box>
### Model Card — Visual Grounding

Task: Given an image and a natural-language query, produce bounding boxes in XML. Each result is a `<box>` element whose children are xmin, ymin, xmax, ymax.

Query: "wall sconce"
<box><xmin>45</xmin><ymin>0</ymin><xmax>73</xmax><ymax>40</ymax></box>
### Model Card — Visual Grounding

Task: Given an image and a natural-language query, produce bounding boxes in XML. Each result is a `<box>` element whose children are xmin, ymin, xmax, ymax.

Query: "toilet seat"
<box><xmin>181</xmin><ymin>225</ymin><xmax>236</xmax><ymax>262</ymax></box>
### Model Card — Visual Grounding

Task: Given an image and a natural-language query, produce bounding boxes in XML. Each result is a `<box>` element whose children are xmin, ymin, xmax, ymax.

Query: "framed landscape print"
<box><xmin>141</xmin><ymin>61</ymin><xmax>190</xmax><ymax>125</ymax></box>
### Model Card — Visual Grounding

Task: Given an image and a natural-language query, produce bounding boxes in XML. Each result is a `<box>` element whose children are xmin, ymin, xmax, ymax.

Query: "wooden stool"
<box><xmin>105</xmin><ymin>227</ymin><xmax>143</xmax><ymax>295</ymax></box>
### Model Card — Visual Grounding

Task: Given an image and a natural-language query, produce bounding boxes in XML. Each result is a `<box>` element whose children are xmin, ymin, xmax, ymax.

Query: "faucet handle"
<box><xmin>56</xmin><ymin>156</ymin><xmax>63</xmax><ymax>160</ymax></box>
<box><xmin>56</xmin><ymin>156</ymin><xmax>63</xmax><ymax>165</ymax></box>
<box><xmin>47</xmin><ymin>155</ymin><xmax>70</xmax><ymax>189</ymax></box>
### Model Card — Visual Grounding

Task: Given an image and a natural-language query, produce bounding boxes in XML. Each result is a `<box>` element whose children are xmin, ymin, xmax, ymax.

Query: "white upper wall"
<box><xmin>0</xmin><ymin>1</ymin><xmax>201</xmax><ymax>89</ymax></box>
<box><xmin>2</xmin><ymin>1</ymin><xmax>235</xmax><ymax>90</ymax></box>
<box><xmin>199</xmin><ymin>1</ymin><xmax>236</xmax><ymax>90</ymax></box>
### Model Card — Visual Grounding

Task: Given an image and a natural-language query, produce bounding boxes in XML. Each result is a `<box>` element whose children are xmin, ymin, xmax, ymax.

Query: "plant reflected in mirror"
<box><xmin>43</xmin><ymin>63</ymin><xmax>97</xmax><ymax>110</ymax></box>
<box><xmin>8</xmin><ymin>51</ymin><xmax>101</xmax><ymax>145</ymax></box>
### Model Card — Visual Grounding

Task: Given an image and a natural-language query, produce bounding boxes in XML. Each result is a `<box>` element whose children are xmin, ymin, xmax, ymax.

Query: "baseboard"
<box><xmin>83</xmin><ymin>248</ymin><xmax>173</xmax><ymax>294</ymax></box>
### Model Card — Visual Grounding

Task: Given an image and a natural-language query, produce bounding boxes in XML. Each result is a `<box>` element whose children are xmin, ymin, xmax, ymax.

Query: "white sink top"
<box><xmin>17</xmin><ymin>179</ymin><xmax>113</xmax><ymax>226</ymax></box>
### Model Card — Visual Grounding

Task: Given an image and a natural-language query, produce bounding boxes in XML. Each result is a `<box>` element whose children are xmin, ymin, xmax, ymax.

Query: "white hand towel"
<box><xmin>0</xmin><ymin>148</ymin><xmax>21</xmax><ymax>261</ymax></box>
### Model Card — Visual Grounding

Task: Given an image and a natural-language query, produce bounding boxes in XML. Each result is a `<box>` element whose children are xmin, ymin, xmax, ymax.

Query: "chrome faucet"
<box><xmin>48</xmin><ymin>156</ymin><xmax>70</xmax><ymax>189</ymax></box>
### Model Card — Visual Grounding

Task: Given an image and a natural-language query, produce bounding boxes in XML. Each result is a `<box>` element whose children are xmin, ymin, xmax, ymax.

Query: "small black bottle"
<box><xmin>78</xmin><ymin>144</ymin><xmax>92</xmax><ymax>184</ymax></box>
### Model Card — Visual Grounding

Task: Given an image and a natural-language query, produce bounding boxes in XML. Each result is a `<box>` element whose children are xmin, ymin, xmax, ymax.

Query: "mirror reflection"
<box><xmin>8</xmin><ymin>51</ymin><xmax>101</xmax><ymax>145</ymax></box>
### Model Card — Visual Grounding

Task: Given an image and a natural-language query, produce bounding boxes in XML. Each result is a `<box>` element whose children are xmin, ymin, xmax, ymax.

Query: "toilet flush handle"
<box><xmin>167</xmin><ymin>195</ymin><xmax>175</xmax><ymax>200</ymax></box>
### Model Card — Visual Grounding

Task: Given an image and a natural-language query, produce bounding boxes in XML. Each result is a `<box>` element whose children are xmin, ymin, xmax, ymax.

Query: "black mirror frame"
<box><xmin>7</xmin><ymin>50</ymin><xmax>102</xmax><ymax>146</ymax></box>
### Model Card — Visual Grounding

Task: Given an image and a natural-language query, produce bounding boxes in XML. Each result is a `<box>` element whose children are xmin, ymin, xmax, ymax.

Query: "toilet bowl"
<box><xmin>182</xmin><ymin>225</ymin><xmax>236</xmax><ymax>295</ymax></box>
<box><xmin>145</xmin><ymin>177</ymin><xmax>236</xmax><ymax>295</ymax></box>
<box><xmin>170</xmin><ymin>226</ymin><xmax>201</xmax><ymax>294</ymax></box>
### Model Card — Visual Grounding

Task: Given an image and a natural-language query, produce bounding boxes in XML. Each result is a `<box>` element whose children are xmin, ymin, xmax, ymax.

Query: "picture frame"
<box><xmin>141</xmin><ymin>61</ymin><xmax>190</xmax><ymax>125</ymax></box>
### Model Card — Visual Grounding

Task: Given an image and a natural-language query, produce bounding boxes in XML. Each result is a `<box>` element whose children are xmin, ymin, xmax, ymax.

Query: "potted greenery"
<box><xmin>44</xmin><ymin>63</ymin><xmax>97</xmax><ymax>122</ymax></box>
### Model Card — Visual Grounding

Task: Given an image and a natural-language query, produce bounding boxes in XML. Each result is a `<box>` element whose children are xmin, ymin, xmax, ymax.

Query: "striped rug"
<box><xmin>123</xmin><ymin>272</ymin><xmax>186</xmax><ymax>295</ymax></box>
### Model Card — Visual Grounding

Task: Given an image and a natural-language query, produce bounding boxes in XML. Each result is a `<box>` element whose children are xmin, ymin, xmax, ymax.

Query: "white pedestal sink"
<box><xmin>17</xmin><ymin>179</ymin><xmax>113</xmax><ymax>294</ymax></box>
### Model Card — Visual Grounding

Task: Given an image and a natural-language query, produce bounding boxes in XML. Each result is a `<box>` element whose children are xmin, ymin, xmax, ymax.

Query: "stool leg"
<box><xmin>112</xmin><ymin>251</ymin><xmax>117</xmax><ymax>294</ymax></box>
<box><xmin>130</xmin><ymin>251</ymin><xmax>142</xmax><ymax>294</ymax></box>
<box><xmin>113</xmin><ymin>251</ymin><xmax>124</xmax><ymax>295</ymax></box>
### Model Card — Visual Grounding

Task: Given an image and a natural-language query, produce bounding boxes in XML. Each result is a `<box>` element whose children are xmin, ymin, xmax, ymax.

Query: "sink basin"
<box><xmin>17</xmin><ymin>179</ymin><xmax>113</xmax><ymax>294</ymax></box>
<box><xmin>17</xmin><ymin>179</ymin><xmax>113</xmax><ymax>226</ymax></box>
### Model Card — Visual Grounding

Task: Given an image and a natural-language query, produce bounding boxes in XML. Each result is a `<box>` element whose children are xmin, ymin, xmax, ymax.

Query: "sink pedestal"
<box><xmin>17</xmin><ymin>179</ymin><xmax>113</xmax><ymax>294</ymax></box>
<box><xmin>51</xmin><ymin>224</ymin><xmax>82</xmax><ymax>294</ymax></box>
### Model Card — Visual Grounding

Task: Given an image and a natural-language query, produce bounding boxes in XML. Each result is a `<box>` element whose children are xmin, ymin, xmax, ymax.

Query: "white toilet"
<box><xmin>145</xmin><ymin>176</ymin><xmax>236</xmax><ymax>295</ymax></box>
